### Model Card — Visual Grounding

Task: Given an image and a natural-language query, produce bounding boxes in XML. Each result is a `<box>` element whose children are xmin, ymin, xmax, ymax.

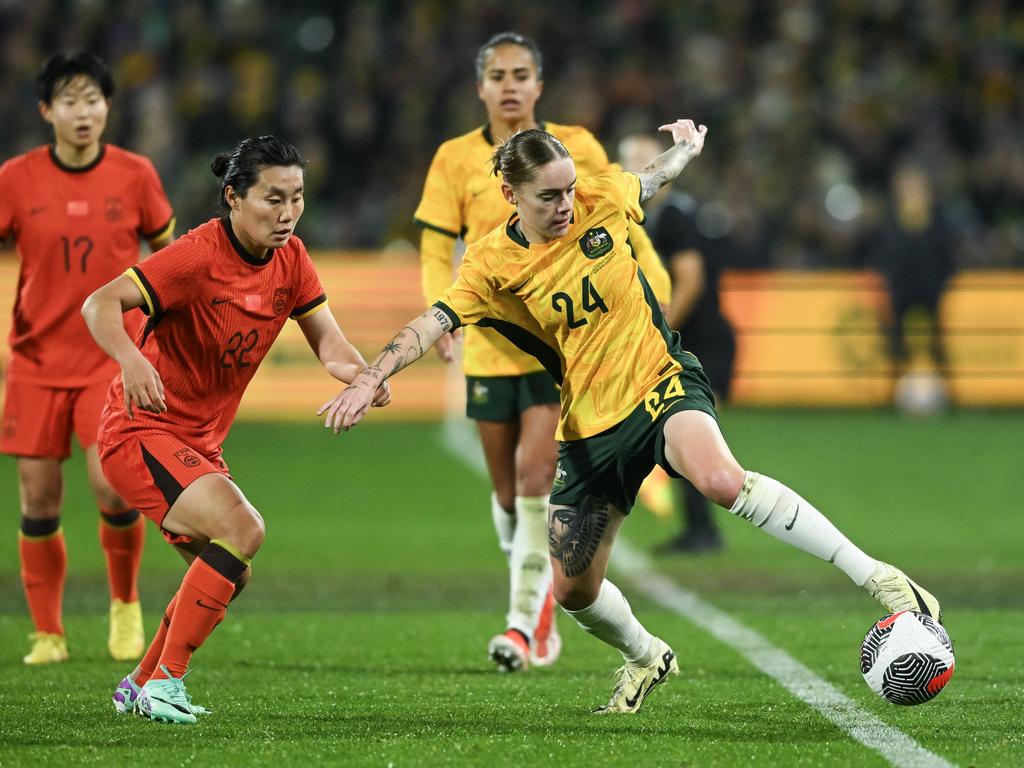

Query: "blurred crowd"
<box><xmin>1</xmin><ymin>0</ymin><xmax>1022</xmax><ymax>268</ymax></box>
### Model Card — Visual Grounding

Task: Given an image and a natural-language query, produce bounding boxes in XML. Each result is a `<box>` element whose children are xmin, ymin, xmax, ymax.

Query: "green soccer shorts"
<box><xmin>549</xmin><ymin>352</ymin><xmax>718</xmax><ymax>513</ymax></box>
<box><xmin>465</xmin><ymin>370</ymin><xmax>561</xmax><ymax>421</ymax></box>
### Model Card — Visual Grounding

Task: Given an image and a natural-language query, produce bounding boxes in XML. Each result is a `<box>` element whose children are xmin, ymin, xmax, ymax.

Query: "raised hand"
<box><xmin>657</xmin><ymin>119</ymin><xmax>707</xmax><ymax>157</ymax></box>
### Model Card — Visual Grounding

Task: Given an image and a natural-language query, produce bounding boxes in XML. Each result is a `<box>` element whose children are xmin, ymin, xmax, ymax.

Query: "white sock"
<box><xmin>506</xmin><ymin>495</ymin><xmax>552</xmax><ymax>640</ymax></box>
<box><xmin>729</xmin><ymin>472</ymin><xmax>877</xmax><ymax>586</ymax></box>
<box><xmin>491</xmin><ymin>493</ymin><xmax>515</xmax><ymax>562</ymax></box>
<box><xmin>564</xmin><ymin>580</ymin><xmax>655</xmax><ymax>664</ymax></box>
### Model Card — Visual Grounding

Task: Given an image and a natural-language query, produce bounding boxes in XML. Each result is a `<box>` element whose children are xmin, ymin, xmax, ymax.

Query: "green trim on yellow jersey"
<box><xmin>414</xmin><ymin>217</ymin><xmax>460</xmax><ymax>240</ymax></box>
<box><xmin>416</xmin><ymin>122</ymin><xmax>618</xmax><ymax>378</ymax></box>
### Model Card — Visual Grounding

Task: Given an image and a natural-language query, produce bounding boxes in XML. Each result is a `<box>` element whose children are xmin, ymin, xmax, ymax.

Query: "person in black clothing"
<box><xmin>620</xmin><ymin>134</ymin><xmax>736</xmax><ymax>553</ymax></box>
<box><xmin>872</xmin><ymin>161</ymin><xmax>956</xmax><ymax>413</ymax></box>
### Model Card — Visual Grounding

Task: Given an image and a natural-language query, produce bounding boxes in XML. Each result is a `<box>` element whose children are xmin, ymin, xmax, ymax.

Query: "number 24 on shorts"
<box><xmin>644</xmin><ymin>375</ymin><xmax>686</xmax><ymax>421</ymax></box>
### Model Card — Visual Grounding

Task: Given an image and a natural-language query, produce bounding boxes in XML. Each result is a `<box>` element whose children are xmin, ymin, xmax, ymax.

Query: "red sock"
<box><xmin>19</xmin><ymin>528</ymin><xmax>67</xmax><ymax>636</ymax></box>
<box><xmin>99</xmin><ymin>510</ymin><xmax>145</xmax><ymax>602</ymax></box>
<box><xmin>135</xmin><ymin>591</ymin><xmax>178</xmax><ymax>685</ymax></box>
<box><xmin>152</xmin><ymin>557</ymin><xmax>236</xmax><ymax>679</ymax></box>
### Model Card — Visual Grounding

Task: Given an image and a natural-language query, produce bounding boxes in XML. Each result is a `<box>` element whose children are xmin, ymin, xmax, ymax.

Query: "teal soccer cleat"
<box><xmin>136</xmin><ymin>666</ymin><xmax>198</xmax><ymax>724</ymax></box>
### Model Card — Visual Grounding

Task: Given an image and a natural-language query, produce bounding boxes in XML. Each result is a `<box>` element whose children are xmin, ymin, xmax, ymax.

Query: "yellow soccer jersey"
<box><xmin>434</xmin><ymin>172</ymin><xmax>684</xmax><ymax>441</ymax></box>
<box><xmin>416</xmin><ymin>122</ymin><xmax>648</xmax><ymax>377</ymax></box>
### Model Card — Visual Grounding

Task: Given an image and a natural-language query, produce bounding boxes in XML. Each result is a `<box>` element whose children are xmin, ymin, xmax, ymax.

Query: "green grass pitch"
<box><xmin>1</xmin><ymin>410</ymin><xmax>1022</xmax><ymax>767</ymax></box>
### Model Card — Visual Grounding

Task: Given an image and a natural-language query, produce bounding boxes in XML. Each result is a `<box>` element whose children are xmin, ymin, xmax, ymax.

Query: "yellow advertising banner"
<box><xmin>0</xmin><ymin>252</ymin><xmax>1021</xmax><ymax>416</ymax></box>
<box><xmin>721</xmin><ymin>271</ymin><xmax>1024</xmax><ymax>406</ymax></box>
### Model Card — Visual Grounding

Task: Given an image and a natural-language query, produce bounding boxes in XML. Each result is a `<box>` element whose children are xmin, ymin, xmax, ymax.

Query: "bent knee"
<box><xmin>224</xmin><ymin>502</ymin><xmax>265</xmax><ymax>556</ymax></box>
<box><xmin>21</xmin><ymin>491</ymin><xmax>62</xmax><ymax>519</ymax></box>
<box><xmin>516</xmin><ymin>457</ymin><xmax>556</xmax><ymax>497</ymax></box>
<box><xmin>553</xmin><ymin>580</ymin><xmax>600</xmax><ymax>612</ymax></box>
<box><xmin>696</xmin><ymin>466</ymin><xmax>745</xmax><ymax>508</ymax></box>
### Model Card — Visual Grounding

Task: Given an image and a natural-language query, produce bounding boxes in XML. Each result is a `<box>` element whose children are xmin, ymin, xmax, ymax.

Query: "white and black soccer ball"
<box><xmin>860</xmin><ymin>611</ymin><xmax>955</xmax><ymax>705</ymax></box>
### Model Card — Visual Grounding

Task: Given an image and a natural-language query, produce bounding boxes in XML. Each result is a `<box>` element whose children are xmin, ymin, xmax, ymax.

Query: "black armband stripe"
<box><xmin>140</xmin><ymin>215</ymin><xmax>175</xmax><ymax>241</ymax></box>
<box><xmin>432</xmin><ymin>300</ymin><xmax>461</xmax><ymax>330</ymax></box>
<box><xmin>129</xmin><ymin>266</ymin><xmax>163</xmax><ymax>319</ymax></box>
<box><xmin>291</xmin><ymin>294</ymin><xmax>327</xmax><ymax>319</ymax></box>
<box><xmin>414</xmin><ymin>218</ymin><xmax>460</xmax><ymax>239</ymax></box>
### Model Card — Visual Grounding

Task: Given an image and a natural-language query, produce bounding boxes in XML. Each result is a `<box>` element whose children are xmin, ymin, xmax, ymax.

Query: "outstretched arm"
<box><xmin>318</xmin><ymin>306</ymin><xmax>453</xmax><ymax>432</ymax></box>
<box><xmin>297</xmin><ymin>308</ymin><xmax>391</xmax><ymax>407</ymax></box>
<box><xmin>637</xmin><ymin>119</ymin><xmax>707</xmax><ymax>203</ymax></box>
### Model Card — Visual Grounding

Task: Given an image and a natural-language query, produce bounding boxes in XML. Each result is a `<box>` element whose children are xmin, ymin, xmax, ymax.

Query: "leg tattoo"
<box><xmin>548</xmin><ymin>496</ymin><xmax>609</xmax><ymax>578</ymax></box>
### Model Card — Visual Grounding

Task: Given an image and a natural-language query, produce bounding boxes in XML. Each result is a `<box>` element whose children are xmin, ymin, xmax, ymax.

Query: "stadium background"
<box><xmin>3</xmin><ymin>0</ymin><xmax>1022</xmax><ymax>413</ymax></box>
<box><xmin>1</xmin><ymin>3</ymin><xmax>1023</xmax><ymax>767</ymax></box>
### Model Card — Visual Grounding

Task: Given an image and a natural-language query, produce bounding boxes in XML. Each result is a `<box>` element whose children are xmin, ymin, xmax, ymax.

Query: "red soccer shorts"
<box><xmin>99</xmin><ymin>431</ymin><xmax>230</xmax><ymax>545</ymax></box>
<box><xmin>1</xmin><ymin>378</ymin><xmax>111</xmax><ymax>459</ymax></box>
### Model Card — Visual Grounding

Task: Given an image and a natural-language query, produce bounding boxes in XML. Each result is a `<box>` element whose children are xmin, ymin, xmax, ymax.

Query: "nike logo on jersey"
<box><xmin>210</xmin><ymin>297</ymin><xmax>231</xmax><ymax>306</ymax></box>
<box><xmin>785</xmin><ymin>504</ymin><xmax>800</xmax><ymax>531</ymax></box>
<box><xmin>29</xmin><ymin>206</ymin><xmax>47</xmax><ymax>216</ymax></box>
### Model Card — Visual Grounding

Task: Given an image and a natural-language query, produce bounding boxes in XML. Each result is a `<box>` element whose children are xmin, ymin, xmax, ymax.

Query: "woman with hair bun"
<box><xmin>81</xmin><ymin>135</ymin><xmax>389</xmax><ymax>724</ymax></box>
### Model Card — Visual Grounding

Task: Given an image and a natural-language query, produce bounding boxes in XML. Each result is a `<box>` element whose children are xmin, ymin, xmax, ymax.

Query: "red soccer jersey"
<box><xmin>99</xmin><ymin>217</ymin><xmax>326</xmax><ymax>456</ymax></box>
<box><xmin>0</xmin><ymin>144</ymin><xmax>174</xmax><ymax>386</ymax></box>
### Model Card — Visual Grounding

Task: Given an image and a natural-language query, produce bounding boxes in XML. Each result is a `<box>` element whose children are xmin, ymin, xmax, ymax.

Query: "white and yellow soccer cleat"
<box><xmin>23</xmin><ymin>632</ymin><xmax>68</xmax><ymax>665</ymax></box>
<box><xmin>592</xmin><ymin>638</ymin><xmax>678</xmax><ymax>714</ymax></box>
<box><xmin>864</xmin><ymin>562</ymin><xmax>942</xmax><ymax>623</ymax></box>
<box><xmin>108</xmin><ymin>599</ymin><xmax>144</xmax><ymax>661</ymax></box>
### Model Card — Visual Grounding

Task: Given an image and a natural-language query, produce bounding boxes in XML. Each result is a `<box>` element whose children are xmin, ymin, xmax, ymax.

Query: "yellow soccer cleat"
<box><xmin>23</xmin><ymin>632</ymin><xmax>68</xmax><ymax>665</ymax></box>
<box><xmin>592</xmin><ymin>638</ymin><xmax>678</xmax><ymax>714</ymax></box>
<box><xmin>864</xmin><ymin>562</ymin><xmax>943</xmax><ymax>623</ymax></box>
<box><xmin>108</xmin><ymin>599</ymin><xmax>145</xmax><ymax>661</ymax></box>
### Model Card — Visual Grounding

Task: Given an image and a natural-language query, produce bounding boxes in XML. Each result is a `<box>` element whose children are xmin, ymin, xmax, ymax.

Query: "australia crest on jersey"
<box><xmin>578</xmin><ymin>227</ymin><xmax>613</xmax><ymax>260</ymax></box>
<box><xmin>273</xmin><ymin>287</ymin><xmax>292</xmax><ymax>316</ymax></box>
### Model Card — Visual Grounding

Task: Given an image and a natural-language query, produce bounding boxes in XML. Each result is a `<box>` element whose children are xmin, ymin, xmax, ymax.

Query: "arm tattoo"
<box><xmin>382</xmin><ymin>341</ymin><xmax>401</xmax><ymax>355</ymax></box>
<box><xmin>548</xmin><ymin>496</ymin><xmax>609</xmax><ymax>578</ymax></box>
<box><xmin>388</xmin><ymin>355</ymin><xmax>406</xmax><ymax>377</ymax></box>
<box><xmin>405</xmin><ymin>325</ymin><xmax>424</xmax><ymax>356</ymax></box>
<box><xmin>432</xmin><ymin>308</ymin><xmax>454</xmax><ymax>332</ymax></box>
<box><xmin>638</xmin><ymin>142</ymin><xmax>698</xmax><ymax>203</ymax></box>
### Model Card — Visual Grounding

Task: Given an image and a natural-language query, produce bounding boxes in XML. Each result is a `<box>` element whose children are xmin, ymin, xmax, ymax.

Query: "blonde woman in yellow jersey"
<box><xmin>413</xmin><ymin>32</ymin><xmax>670</xmax><ymax>673</ymax></box>
<box><xmin>326</xmin><ymin>122</ymin><xmax>942</xmax><ymax>714</ymax></box>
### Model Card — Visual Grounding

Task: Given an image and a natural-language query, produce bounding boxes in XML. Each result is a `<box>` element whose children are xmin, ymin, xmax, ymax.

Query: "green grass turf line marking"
<box><xmin>441</xmin><ymin>415</ymin><xmax>955</xmax><ymax>768</ymax></box>
<box><xmin>613</xmin><ymin>541</ymin><xmax>955</xmax><ymax>768</ymax></box>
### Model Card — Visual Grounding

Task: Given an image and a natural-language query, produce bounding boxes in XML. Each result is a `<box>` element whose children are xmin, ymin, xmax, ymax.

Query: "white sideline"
<box><xmin>440</xmin><ymin>416</ymin><xmax>955</xmax><ymax>768</ymax></box>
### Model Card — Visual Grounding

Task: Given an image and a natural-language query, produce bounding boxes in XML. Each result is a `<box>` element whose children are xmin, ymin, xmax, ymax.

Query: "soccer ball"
<box><xmin>860</xmin><ymin>611</ymin><xmax>955</xmax><ymax>705</ymax></box>
<box><xmin>893</xmin><ymin>371</ymin><xmax>949</xmax><ymax>417</ymax></box>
